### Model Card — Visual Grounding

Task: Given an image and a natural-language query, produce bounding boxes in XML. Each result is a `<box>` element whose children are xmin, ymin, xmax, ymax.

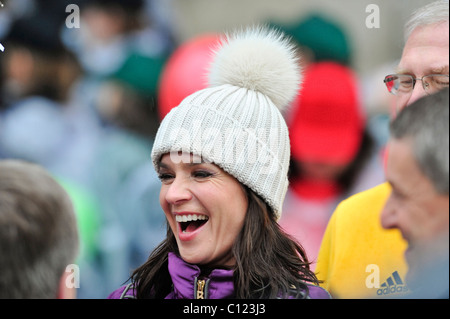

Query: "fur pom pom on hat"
<box><xmin>209</xmin><ymin>27</ymin><xmax>301</xmax><ymax>111</ymax></box>
<box><xmin>151</xmin><ymin>27</ymin><xmax>301</xmax><ymax>219</ymax></box>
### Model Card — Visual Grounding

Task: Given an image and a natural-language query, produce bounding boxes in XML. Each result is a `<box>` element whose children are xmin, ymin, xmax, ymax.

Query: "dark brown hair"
<box><xmin>130</xmin><ymin>186</ymin><xmax>318</xmax><ymax>299</ymax></box>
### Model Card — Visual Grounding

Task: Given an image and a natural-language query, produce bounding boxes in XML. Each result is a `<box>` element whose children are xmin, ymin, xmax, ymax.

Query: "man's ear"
<box><xmin>57</xmin><ymin>270</ymin><xmax>77</xmax><ymax>299</ymax></box>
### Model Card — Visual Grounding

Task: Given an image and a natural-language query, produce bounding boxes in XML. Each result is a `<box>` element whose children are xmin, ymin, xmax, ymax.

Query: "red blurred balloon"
<box><xmin>157</xmin><ymin>33</ymin><xmax>223</xmax><ymax>120</ymax></box>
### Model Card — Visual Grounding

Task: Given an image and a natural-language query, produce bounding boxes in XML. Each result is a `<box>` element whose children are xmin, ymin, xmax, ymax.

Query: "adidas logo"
<box><xmin>376</xmin><ymin>271</ymin><xmax>409</xmax><ymax>296</ymax></box>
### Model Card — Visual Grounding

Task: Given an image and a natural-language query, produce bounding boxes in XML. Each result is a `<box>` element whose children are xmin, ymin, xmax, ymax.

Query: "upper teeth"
<box><xmin>176</xmin><ymin>214</ymin><xmax>209</xmax><ymax>223</ymax></box>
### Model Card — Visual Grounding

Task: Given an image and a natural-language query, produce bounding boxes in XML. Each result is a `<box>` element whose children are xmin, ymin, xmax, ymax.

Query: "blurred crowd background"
<box><xmin>0</xmin><ymin>0</ymin><xmax>436</xmax><ymax>298</ymax></box>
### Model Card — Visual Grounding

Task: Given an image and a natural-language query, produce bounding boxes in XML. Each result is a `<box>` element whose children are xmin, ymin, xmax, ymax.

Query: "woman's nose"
<box><xmin>164</xmin><ymin>177</ymin><xmax>192</xmax><ymax>205</ymax></box>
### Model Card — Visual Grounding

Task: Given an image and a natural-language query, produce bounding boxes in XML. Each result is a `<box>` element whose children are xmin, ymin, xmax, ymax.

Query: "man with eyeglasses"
<box><xmin>316</xmin><ymin>0</ymin><xmax>449</xmax><ymax>299</ymax></box>
<box><xmin>384</xmin><ymin>74</ymin><xmax>449</xmax><ymax>111</ymax></box>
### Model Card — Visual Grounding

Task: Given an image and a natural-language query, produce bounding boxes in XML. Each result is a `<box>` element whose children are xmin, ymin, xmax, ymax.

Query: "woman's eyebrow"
<box><xmin>189</xmin><ymin>160</ymin><xmax>207</xmax><ymax>166</ymax></box>
<box><xmin>157</xmin><ymin>159</ymin><xmax>206</xmax><ymax>170</ymax></box>
<box><xmin>157</xmin><ymin>161</ymin><xmax>169</xmax><ymax>170</ymax></box>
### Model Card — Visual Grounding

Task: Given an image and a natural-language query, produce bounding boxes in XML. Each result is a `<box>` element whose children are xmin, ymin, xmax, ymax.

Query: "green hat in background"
<box><xmin>272</xmin><ymin>14</ymin><xmax>352</xmax><ymax>66</ymax></box>
<box><xmin>112</xmin><ymin>52</ymin><xmax>167</xmax><ymax>98</ymax></box>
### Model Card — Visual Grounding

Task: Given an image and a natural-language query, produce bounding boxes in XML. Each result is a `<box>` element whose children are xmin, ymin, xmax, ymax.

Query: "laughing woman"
<box><xmin>108</xmin><ymin>27</ymin><xmax>331</xmax><ymax>299</ymax></box>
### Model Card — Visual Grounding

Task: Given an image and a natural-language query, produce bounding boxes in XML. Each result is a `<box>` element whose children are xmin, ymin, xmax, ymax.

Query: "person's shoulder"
<box><xmin>333</xmin><ymin>182</ymin><xmax>391</xmax><ymax>222</ymax></box>
<box><xmin>341</xmin><ymin>182</ymin><xmax>391</xmax><ymax>208</ymax></box>
<box><xmin>107</xmin><ymin>283</ymin><xmax>136</xmax><ymax>299</ymax></box>
<box><xmin>307</xmin><ymin>284</ymin><xmax>332</xmax><ymax>299</ymax></box>
<box><xmin>284</xmin><ymin>283</ymin><xmax>332</xmax><ymax>299</ymax></box>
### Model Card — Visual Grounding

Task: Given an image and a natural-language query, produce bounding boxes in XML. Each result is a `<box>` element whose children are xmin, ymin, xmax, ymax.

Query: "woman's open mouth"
<box><xmin>176</xmin><ymin>213</ymin><xmax>209</xmax><ymax>235</ymax></box>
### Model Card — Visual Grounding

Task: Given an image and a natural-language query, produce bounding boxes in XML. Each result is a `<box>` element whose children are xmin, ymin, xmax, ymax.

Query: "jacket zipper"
<box><xmin>196</xmin><ymin>278</ymin><xmax>209</xmax><ymax>299</ymax></box>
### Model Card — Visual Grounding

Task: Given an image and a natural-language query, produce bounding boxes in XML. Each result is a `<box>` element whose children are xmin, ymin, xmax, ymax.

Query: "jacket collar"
<box><xmin>166</xmin><ymin>252</ymin><xmax>235</xmax><ymax>299</ymax></box>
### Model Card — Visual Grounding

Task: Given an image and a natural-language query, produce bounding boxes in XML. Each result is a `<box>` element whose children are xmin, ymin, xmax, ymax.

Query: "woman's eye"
<box><xmin>158</xmin><ymin>173</ymin><xmax>174</xmax><ymax>183</ymax></box>
<box><xmin>193</xmin><ymin>171</ymin><xmax>213</xmax><ymax>179</ymax></box>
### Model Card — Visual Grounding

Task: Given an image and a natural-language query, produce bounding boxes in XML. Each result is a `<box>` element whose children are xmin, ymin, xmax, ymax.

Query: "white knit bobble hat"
<box><xmin>151</xmin><ymin>27</ymin><xmax>301</xmax><ymax>219</ymax></box>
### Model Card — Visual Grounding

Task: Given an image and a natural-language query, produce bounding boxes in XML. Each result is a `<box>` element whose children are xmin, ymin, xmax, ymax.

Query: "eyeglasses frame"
<box><xmin>383</xmin><ymin>73</ymin><xmax>449</xmax><ymax>95</ymax></box>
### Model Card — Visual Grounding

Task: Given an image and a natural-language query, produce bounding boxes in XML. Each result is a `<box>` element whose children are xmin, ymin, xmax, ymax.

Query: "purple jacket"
<box><xmin>108</xmin><ymin>252</ymin><xmax>331</xmax><ymax>299</ymax></box>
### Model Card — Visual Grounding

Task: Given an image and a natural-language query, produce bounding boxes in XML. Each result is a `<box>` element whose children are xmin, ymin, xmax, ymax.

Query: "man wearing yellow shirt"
<box><xmin>316</xmin><ymin>0</ymin><xmax>449</xmax><ymax>298</ymax></box>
